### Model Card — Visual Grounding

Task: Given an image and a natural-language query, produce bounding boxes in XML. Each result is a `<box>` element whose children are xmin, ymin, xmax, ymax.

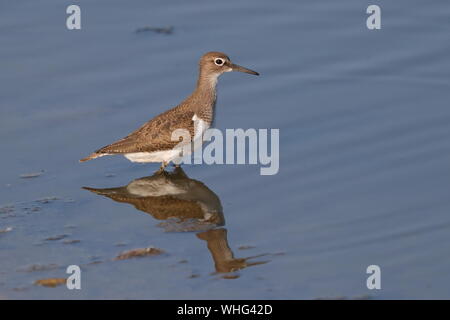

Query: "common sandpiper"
<box><xmin>80</xmin><ymin>52</ymin><xmax>259</xmax><ymax>169</ymax></box>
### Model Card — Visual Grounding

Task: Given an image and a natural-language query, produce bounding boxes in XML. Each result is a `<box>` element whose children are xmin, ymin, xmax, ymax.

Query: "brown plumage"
<box><xmin>79</xmin><ymin>104</ymin><xmax>196</xmax><ymax>162</ymax></box>
<box><xmin>79</xmin><ymin>51</ymin><xmax>259</xmax><ymax>166</ymax></box>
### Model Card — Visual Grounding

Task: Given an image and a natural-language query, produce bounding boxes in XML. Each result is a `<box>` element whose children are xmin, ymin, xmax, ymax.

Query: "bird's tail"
<box><xmin>79</xmin><ymin>152</ymin><xmax>104</xmax><ymax>162</ymax></box>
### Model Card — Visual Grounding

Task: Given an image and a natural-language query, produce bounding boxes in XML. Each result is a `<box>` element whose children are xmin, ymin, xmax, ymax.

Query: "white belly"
<box><xmin>124</xmin><ymin>149</ymin><xmax>181</xmax><ymax>163</ymax></box>
<box><xmin>124</xmin><ymin>114</ymin><xmax>209</xmax><ymax>163</ymax></box>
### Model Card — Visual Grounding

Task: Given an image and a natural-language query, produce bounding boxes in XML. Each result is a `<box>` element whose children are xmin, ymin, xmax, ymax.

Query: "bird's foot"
<box><xmin>157</xmin><ymin>161</ymin><xmax>168</xmax><ymax>174</ymax></box>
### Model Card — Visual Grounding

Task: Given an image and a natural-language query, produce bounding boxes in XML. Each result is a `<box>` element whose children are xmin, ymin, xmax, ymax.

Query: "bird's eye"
<box><xmin>214</xmin><ymin>58</ymin><xmax>224</xmax><ymax>66</ymax></box>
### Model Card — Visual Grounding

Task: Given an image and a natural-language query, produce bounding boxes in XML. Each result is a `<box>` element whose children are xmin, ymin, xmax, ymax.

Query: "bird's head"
<box><xmin>199</xmin><ymin>52</ymin><xmax>259</xmax><ymax>78</ymax></box>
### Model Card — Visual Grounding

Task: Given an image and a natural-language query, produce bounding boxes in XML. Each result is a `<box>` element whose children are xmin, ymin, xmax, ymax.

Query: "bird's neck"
<box><xmin>189</xmin><ymin>72</ymin><xmax>219</xmax><ymax>123</ymax></box>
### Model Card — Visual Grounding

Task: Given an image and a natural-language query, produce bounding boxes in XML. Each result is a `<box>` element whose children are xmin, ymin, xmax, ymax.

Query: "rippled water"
<box><xmin>1</xmin><ymin>0</ymin><xmax>450</xmax><ymax>299</ymax></box>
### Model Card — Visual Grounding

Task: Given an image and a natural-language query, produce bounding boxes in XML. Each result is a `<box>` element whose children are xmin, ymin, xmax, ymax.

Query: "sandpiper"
<box><xmin>80</xmin><ymin>51</ymin><xmax>259</xmax><ymax>169</ymax></box>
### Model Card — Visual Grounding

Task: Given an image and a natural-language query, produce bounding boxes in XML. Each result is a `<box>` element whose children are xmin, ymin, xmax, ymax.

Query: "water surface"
<box><xmin>1</xmin><ymin>0</ymin><xmax>450</xmax><ymax>299</ymax></box>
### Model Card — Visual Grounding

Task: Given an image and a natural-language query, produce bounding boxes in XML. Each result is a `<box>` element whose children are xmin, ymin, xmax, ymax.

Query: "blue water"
<box><xmin>1</xmin><ymin>0</ymin><xmax>450</xmax><ymax>299</ymax></box>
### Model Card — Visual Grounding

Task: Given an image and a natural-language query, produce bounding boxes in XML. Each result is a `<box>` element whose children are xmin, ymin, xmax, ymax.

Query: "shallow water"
<box><xmin>1</xmin><ymin>0</ymin><xmax>450</xmax><ymax>299</ymax></box>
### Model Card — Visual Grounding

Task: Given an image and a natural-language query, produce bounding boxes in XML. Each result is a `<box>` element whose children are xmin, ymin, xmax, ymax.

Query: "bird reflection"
<box><xmin>197</xmin><ymin>229</ymin><xmax>269</xmax><ymax>279</ymax></box>
<box><xmin>83</xmin><ymin>167</ymin><xmax>269</xmax><ymax>277</ymax></box>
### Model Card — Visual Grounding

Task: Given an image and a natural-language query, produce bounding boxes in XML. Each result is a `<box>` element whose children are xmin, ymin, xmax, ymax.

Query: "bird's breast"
<box><xmin>192</xmin><ymin>114</ymin><xmax>210</xmax><ymax>140</ymax></box>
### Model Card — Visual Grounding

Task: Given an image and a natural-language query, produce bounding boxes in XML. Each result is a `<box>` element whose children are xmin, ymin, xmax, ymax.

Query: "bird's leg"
<box><xmin>158</xmin><ymin>161</ymin><xmax>168</xmax><ymax>172</ymax></box>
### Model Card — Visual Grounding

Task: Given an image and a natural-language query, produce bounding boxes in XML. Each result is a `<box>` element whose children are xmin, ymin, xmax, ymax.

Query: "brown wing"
<box><xmin>96</xmin><ymin>106</ymin><xmax>195</xmax><ymax>154</ymax></box>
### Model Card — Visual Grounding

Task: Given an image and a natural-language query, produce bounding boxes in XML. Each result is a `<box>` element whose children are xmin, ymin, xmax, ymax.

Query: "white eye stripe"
<box><xmin>214</xmin><ymin>58</ymin><xmax>224</xmax><ymax>66</ymax></box>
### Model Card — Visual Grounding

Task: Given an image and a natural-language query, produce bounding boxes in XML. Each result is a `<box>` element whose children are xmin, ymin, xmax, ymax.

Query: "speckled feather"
<box><xmin>94</xmin><ymin>104</ymin><xmax>198</xmax><ymax>155</ymax></box>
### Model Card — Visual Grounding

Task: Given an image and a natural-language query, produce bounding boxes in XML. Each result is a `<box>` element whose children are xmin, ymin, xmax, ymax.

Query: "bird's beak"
<box><xmin>229</xmin><ymin>63</ymin><xmax>259</xmax><ymax>76</ymax></box>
